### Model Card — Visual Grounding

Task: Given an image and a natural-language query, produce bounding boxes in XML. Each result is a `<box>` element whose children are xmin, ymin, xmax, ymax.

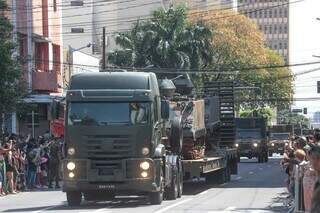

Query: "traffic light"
<box><xmin>303</xmin><ymin>108</ymin><xmax>307</xmax><ymax>114</ymax></box>
<box><xmin>317</xmin><ymin>81</ymin><xmax>320</xmax><ymax>93</ymax></box>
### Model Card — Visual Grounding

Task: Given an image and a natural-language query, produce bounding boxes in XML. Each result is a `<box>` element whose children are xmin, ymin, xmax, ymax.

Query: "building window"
<box><xmin>264</xmin><ymin>25</ymin><xmax>268</xmax><ymax>33</ymax></box>
<box><xmin>279</xmin><ymin>25</ymin><xmax>283</xmax><ymax>33</ymax></box>
<box><xmin>279</xmin><ymin>42</ymin><xmax>283</xmax><ymax>49</ymax></box>
<box><xmin>274</xmin><ymin>25</ymin><xmax>277</xmax><ymax>33</ymax></box>
<box><xmin>269</xmin><ymin>25</ymin><xmax>272</xmax><ymax>34</ymax></box>
<box><xmin>274</xmin><ymin>9</ymin><xmax>277</xmax><ymax>18</ymax></box>
<box><xmin>284</xmin><ymin>8</ymin><xmax>288</xmax><ymax>17</ymax></box>
<box><xmin>279</xmin><ymin>8</ymin><xmax>283</xmax><ymax>17</ymax></box>
<box><xmin>284</xmin><ymin>42</ymin><xmax>287</xmax><ymax>49</ymax></box>
<box><xmin>71</xmin><ymin>0</ymin><xmax>84</xmax><ymax>6</ymax></box>
<box><xmin>269</xmin><ymin>10</ymin><xmax>273</xmax><ymax>18</ymax></box>
<box><xmin>71</xmin><ymin>28</ymin><xmax>84</xmax><ymax>33</ymax></box>
<box><xmin>284</xmin><ymin>25</ymin><xmax>288</xmax><ymax>33</ymax></box>
<box><xmin>53</xmin><ymin>0</ymin><xmax>57</xmax><ymax>12</ymax></box>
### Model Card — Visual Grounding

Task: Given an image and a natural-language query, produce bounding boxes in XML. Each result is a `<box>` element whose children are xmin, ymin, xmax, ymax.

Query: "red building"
<box><xmin>6</xmin><ymin>0</ymin><xmax>63</xmax><ymax>137</ymax></box>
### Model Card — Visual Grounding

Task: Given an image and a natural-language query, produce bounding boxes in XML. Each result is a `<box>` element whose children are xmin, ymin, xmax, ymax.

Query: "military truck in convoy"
<box><xmin>235</xmin><ymin>118</ymin><xmax>268</xmax><ymax>163</ymax></box>
<box><xmin>268</xmin><ymin>125</ymin><xmax>293</xmax><ymax>156</ymax></box>
<box><xmin>56</xmin><ymin>72</ymin><xmax>237</xmax><ymax>206</ymax></box>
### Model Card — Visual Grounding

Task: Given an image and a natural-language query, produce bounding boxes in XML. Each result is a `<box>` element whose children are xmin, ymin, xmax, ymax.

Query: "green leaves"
<box><xmin>108</xmin><ymin>6</ymin><xmax>212</xmax><ymax>74</ymax></box>
<box><xmin>0</xmin><ymin>0</ymin><xmax>24</xmax><ymax>114</ymax></box>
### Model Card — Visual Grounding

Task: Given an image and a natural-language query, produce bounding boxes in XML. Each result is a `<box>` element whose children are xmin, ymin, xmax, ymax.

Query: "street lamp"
<box><xmin>66</xmin><ymin>43</ymin><xmax>93</xmax><ymax>88</ymax></box>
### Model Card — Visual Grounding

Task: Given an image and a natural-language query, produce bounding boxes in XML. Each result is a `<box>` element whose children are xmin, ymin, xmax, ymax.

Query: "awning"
<box><xmin>23</xmin><ymin>94</ymin><xmax>57</xmax><ymax>104</ymax></box>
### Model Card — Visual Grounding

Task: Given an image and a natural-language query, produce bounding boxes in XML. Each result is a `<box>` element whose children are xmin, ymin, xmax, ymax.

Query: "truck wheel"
<box><xmin>165</xmin><ymin>168</ymin><xmax>178</xmax><ymax>200</ymax></box>
<box><xmin>205</xmin><ymin>172</ymin><xmax>217</xmax><ymax>185</ymax></box>
<box><xmin>66</xmin><ymin>191</ymin><xmax>82</xmax><ymax>206</ymax></box>
<box><xmin>265</xmin><ymin>153</ymin><xmax>269</xmax><ymax>162</ymax></box>
<box><xmin>217</xmin><ymin>169</ymin><xmax>226</xmax><ymax>184</ymax></box>
<box><xmin>170</xmin><ymin>117</ymin><xmax>183</xmax><ymax>154</ymax></box>
<box><xmin>149</xmin><ymin>191</ymin><xmax>163</xmax><ymax>205</ymax></box>
<box><xmin>177</xmin><ymin>163</ymin><xmax>183</xmax><ymax>198</ymax></box>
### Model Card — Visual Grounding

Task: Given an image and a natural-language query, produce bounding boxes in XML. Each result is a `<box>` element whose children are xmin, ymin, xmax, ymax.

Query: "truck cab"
<box><xmin>235</xmin><ymin>118</ymin><xmax>268</xmax><ymax>163</ymax></box>
<box><xmin>62</xmin><ymin>72</ymin><xmax>182</xmax><ymax>206</ymax></box>
<box><xmin>268</xmin><ymin>125</ymin><xmax>293</xmax><ymax>156</ymax></box>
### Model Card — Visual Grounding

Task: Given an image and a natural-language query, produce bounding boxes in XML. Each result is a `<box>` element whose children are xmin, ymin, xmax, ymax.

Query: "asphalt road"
<box><xmin>0</xmin><ymin>156</ymin><xmax>289</xmax><ymax>213</ymax></box>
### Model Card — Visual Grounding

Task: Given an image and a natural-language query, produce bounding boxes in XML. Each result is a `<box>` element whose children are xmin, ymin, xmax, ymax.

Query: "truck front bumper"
<box><xmin>62</xmin><ymin>158</ymin><xmax>161</xmax><ymax>193</ymax></box>
<box><xmin>63</xmin><ymin>178</ymin><xmax>158</xmax><ymax>193</ymax></box>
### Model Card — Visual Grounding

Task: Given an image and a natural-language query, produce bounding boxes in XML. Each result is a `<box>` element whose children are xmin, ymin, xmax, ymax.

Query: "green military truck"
<box><xmin>268</xmin><ymin>125</ymin><xmax>293</xmax><ymax>156</ymax></box>
<box><xmin>56</xmin><ymin>72</ymin><xmax>237</xmax><ymax>206</ymax></box>
<box><xmin>235</xmin><ymin>118</ymin><xmax>268</xmax><ymax>163</ymax></box>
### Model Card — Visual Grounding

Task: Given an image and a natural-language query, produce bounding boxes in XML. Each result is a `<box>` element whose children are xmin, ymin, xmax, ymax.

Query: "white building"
<box><xmin>289</xmin><ymin>0</ymin><xmax>320</xmax><ymax>123</ymax></box>
<box><xmin>62</xmin><ymin>0</ymin><xmax>237</xmax><ymax>56</ymax></box>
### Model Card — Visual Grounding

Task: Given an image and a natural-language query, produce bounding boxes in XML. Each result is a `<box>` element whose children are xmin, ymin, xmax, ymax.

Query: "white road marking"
<box><xmin>259</xmin><ymin>168</ymin><xmax>263</xmax><ymax>170</ymax></box>
<box><xmin>224</xmin><ymin>206</ymin><xmax>236</xmax><ymax>211</ymax></box>
<box><xmin>249</xmin><ymin>172</ymin><xmax>254</xmax><ymax>175</ymax></box>
<box><xmin>80</xmin><ymin>209</ymin><xmax>111</xmax><ymax>213</ymax></box>
<box><xmin>154</xmin><ymin>198</ymin><xmax>193</xmax><ymax>213</ymax></box>
<box><xmin>31</xmin><ymin>206</ymin><xmax>57</xmax><ymax>213</ymax></box>
<box><xmin>199</xmin><ymin>191</ymin><xmax>208</xmax><ymax>195</ymax></box>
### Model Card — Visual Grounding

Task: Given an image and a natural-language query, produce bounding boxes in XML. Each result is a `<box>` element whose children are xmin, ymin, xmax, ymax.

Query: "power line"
<box><xmin>13</xmin><ymin>0</ymin><xmax>297</xmax><ymax>31</ymax></box>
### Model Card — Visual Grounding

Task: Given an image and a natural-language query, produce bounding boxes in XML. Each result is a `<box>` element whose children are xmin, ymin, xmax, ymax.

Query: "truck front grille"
<box><xmin>84</xmin><ymin>135</ymin><xmax>132</xmax><ymax>175</ymax></box>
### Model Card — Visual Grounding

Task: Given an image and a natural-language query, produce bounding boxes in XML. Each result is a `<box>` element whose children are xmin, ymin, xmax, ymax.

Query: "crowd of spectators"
<box><xmin>281</xmin><ymin>130</ymin><xmax>320</xmax><ymax>213</ymax></box>
<box><xmin>0</xmin><ymin>133</ymin><xmax>63</xmax><ymax>197</ymax></box>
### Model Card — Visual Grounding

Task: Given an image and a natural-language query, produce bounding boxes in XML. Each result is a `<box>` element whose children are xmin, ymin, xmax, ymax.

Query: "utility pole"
<box><xmin>26</xmin><ymin>0</ymin><xmax>33</xmax><ymax>92</ymax></box>
<box><xmin>102</xmin><ymin>27</ymin><xmax>106</xmax><ymax>72</ymax></box>
<box><xmin>11</xmin><ymin>0</ymin><xmax>18</xmax><ymax>134</ymax></box>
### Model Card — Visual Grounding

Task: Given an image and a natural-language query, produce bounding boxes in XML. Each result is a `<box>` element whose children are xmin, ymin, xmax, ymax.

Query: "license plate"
<box><xmin>278</xmin><ymin>148</ymin><xmax>283</xmax><ymax>151</ymax></box>
<box><xmin>98</xmin><ymin>185</ymin><xmax>115</xmax><ymax>190</ymax></box>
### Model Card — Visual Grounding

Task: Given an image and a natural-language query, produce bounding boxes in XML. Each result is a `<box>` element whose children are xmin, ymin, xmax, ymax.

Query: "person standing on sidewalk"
<box><xmin>0</xmin><ymin>143</ymin><xmax>11</xmax><ymax>196</ymax></box>
<box><xmin>309</xmin><ymin>143</ymin><xmax>320</xmax><ymax>213</ymax></box>
<box><xmin>48</xmin><ymin>138</ymin><xmax>61</xmax><ymax>189</ymax></box>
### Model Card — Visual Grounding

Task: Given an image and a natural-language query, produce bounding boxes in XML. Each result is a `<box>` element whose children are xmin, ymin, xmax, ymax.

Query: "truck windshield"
<box><xmin>67</xmin><ymin>102</ymin><xmax>150</xmax><ymax>126</ymax></box>
<box><xmin>236</xmin><ymin>129</ymin><xmax>261</xmax><ymax>140</ymax></box>
<box><xmin>271</xmin><ymin>133</ymin><xmax>289</xmax><ymax>140</ymax></box>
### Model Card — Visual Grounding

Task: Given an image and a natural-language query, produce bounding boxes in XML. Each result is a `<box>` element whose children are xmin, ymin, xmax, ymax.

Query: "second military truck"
<box><xmin>235</xmin><ymin>117</ymin><xmax>268</xmax><ymax>163</ymax></box>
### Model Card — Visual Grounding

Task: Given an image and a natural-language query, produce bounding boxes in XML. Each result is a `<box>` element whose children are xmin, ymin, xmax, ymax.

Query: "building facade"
<box><xmin>5</xmin><ymin>0</ymin><xmax>63</xmax><ymax>137</ymax></box>
<box><xmin>238</xmin><ymin>0</ymin><xmax>289</xmax><ymax>63</ymax></box>
<box><xmin>62</xmin><ymin>0</ymin><xmax>237</xmax><ymax>64</ymax></box>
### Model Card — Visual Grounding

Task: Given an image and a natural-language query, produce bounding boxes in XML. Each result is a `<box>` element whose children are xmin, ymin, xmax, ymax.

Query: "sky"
<box><xmin>289</xmin><ymin>0</ymin><xmax>320</xmax><ymax>121</ymax></box>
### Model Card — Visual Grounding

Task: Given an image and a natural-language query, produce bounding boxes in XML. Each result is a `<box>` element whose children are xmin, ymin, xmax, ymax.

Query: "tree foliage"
<box><xmin>278</xmin><ymin>110</ymin><xmax>310</xmax><ymax>128</ymax></box>
<box><xmin>189</xmin><ymin>10</ymin><xmax>293</xmax><ymax>108</ymax></box>
<box><xmin>108</xmin><ymin>7</ymin><xmax>213</xmax><ymax>74</ymax></box>
<box><xmin>240</xmin><ymin>107</ymin><xmax>273</xmax><ymax>124</ymax></box>
<box><xmin>0</xmin><ymin>0</ymin><xmax>24</xmax><ymax>115</ymax></box>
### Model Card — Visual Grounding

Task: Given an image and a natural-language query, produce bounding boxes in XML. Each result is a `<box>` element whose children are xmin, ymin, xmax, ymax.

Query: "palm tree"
<box><xmin>108</xmin><ymin>7</ymin><xmax>213</xmax><ymax>74</ymax></box>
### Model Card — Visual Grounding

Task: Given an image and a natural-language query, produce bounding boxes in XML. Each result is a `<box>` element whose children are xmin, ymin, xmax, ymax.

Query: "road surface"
<box><xmin>0</xmin><ymin>156</ymin><xmax>289</xmax><ymax>213</ymax></box>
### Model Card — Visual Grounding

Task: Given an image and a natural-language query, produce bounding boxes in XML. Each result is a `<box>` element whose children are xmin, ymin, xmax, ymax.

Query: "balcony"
<box><xmin>32</xmin><ymin>71</ymin><xmax>58</xmax><ymax>92</ymax></box>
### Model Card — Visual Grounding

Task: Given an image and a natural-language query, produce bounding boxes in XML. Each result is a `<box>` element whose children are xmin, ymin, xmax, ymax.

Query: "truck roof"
<box><xmin>69</xmin><ymin>72</ymin><xmax>152</xmax><ymax>90</ymax></box>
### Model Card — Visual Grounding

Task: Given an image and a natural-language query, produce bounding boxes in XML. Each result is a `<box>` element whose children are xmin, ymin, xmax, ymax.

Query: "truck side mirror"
<box><xmin>161</xmin><ymin>100</ymin><xmax>170</xmax><ymax>120</ymax></box>
<box><xmin>51</xmin><ymin>99</ymin><xmax>60</xmax><ymax>120</ymax></box>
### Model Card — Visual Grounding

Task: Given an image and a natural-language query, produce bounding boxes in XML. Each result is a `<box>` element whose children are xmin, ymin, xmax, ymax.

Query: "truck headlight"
<box><xmin>69</xmin><ymin>172</ymin><xmax>75</xmax><ymax>178</ymax></box>
<box><xmin>140</xmin><ymin>161</ymin><xmax>150</xmax><ymax>170</ymax></box>
<box><xmin>285</xmin><ymin>142</ymin><xmax>288</xmax><ymax>146</ymax></box>
<box><xmin>68</xmin><ymin>147</ymin><xmax>75</xmax><ymax>156</ymax></box>
<box><xmin>141</xmin><ymin>171</ymin><xmax>148</xmax><ymax>178</ymax></box>
<box><xmin>253</xmin><ymin>143</ymin><xmax>258</xmax><ymax>147</ymax></box>
<box><xmin>142</xmin><ymin>147</ymin><xmax>150</xmax><ymax>156</ymax></box>
<box><xmin>271</xmin><ymin>143</ymin><xmax>275</xmax><ymax>147</ymax></box>
<box><xmin>67</xmin><ymin>162</ymin><xmax>76</xmax><ymax>171</ymax></box>
<box><xmin>235</xmin><ymin>143</ymin><xmax>239</xmax><ymax>147</ymax></box>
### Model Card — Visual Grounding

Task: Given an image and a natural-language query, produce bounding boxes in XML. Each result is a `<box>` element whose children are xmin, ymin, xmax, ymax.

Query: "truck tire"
<box><xmin>149</xmin><ymin>169</ymin><xmax>164</xmax><ymax>205</ymax></box>
<box><xmin>66</xmin><ymin>191</ymin><xmax>82</xmax><ymax>206</ymax></box>
<box><xmin>265</xmin><ymin>153</ymin><xmax>269</xmax><ymax>162</ymax></box>
<box><xmin>217</xmin><ymin>169</ymin><xmax>226</xmax><ymax>184</ymax></box>
<box><xmin>177</xmin><ymin>162</ymin><xmax>183</xmax><ymax>198</ymax></box>
<box><xmin>165</xmin><ymin>167</ymin><xmax>178</xmax><ymax>200</ymax></box>
<box><xmin>170</xmin><ymin>117</ymin><xmax>183</xmax><ymax>154</ymax></box>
